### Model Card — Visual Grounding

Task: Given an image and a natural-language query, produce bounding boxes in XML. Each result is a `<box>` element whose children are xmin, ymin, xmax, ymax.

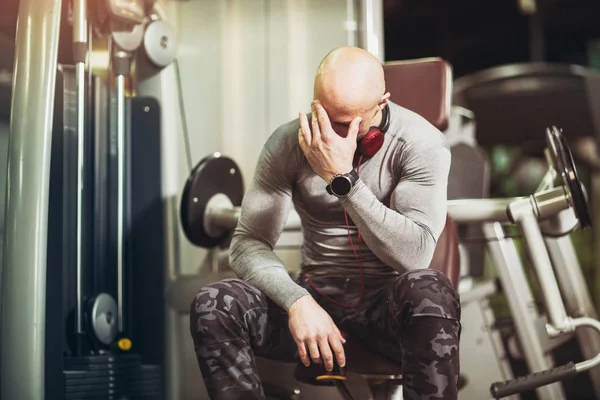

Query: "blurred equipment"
<box><xmin>454</xmin><ymin>62</ymin><xmax>600</xmax><ymax>399</ymax></box>
<box><xmin>450</xmin><ymin>127</ymin><xmax>600</xmax><ymax>399</ymax></box>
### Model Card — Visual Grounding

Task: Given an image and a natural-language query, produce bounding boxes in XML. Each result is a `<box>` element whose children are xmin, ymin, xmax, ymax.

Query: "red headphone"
<box><xmin>356</xmin><ymin>103</ymin><xmax>390</xmax><ymax>157</ymax></box>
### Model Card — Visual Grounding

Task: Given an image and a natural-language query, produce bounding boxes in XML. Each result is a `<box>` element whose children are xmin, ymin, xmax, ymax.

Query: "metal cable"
<box><xmin>173</xmin><ymin>58</ymin><xmax>193</xmax><ymax>173</ymax></box>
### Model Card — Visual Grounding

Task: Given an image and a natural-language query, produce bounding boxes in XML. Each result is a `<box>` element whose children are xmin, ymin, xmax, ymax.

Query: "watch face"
<box><xmin>331</xmin><ymin>176</ymin><xmax>352</xmax><ymax>196</ymax></box>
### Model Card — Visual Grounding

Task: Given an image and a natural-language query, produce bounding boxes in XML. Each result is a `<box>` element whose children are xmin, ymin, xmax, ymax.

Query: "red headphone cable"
<box><xmin>306</xmin><ymin>156</ymin><xmax>366</xmax><ymax>309</ymax></box>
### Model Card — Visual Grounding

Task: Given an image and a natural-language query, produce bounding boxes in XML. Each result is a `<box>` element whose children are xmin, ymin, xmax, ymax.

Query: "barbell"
<box><xmin>180</xmin><ymin>127</ymin><xmax>591</xmax><ymax>249</ymax></box>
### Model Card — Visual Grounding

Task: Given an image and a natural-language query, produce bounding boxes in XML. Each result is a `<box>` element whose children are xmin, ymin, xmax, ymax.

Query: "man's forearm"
<box><xmin>229</xmin><ymin>233</ymin><xmax>310</xmax><ymax>310</ymax></box>
<box><xmin>338</xmin><ymin>181</ymin><xmax>439</xmax><ymax>272</ymax></box>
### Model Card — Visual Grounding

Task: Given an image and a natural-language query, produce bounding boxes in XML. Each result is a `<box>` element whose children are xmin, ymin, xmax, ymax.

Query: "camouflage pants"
<box><xmin>189</xmin><ymin>269</ymin><xmax>461</xmax><ymax>400</ymax></box>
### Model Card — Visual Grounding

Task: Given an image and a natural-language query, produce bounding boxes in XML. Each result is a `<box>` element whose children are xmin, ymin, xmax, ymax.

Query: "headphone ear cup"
<box><xmin>358</xmin><ymin>128</ymin><xmax>385</xmax><ymax>157</ymax></box>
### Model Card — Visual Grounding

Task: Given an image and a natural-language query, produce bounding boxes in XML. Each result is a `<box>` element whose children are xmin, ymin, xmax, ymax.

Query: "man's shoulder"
<box><xmin>388</xmin><ymin>102</ymin><xmax>449</xmax><ymax>153</ymax></box>
<box><xmin>264</xmin><ymin>118</ymin><xmax>301</xmax><ymax>153</ymax></box>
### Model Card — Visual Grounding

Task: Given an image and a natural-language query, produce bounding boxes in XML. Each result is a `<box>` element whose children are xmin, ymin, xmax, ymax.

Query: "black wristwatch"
<box><xmin>326</xmin><ymin>170</ymin><xmax>359</xmax><ymax>197</ymax></box>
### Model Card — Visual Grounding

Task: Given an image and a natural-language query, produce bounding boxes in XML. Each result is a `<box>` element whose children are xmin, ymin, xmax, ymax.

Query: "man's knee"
<box><xmin>392</xmin><ymin>269</ymin><xmax>460</xmax><ymax>321</ymax></box>
<box><xmin>189</xmin><ymin>278</ymin><xmax>262</xmax><ymax>339</ymax></box>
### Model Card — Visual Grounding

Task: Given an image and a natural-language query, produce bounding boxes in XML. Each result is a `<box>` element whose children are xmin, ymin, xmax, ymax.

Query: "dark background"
<box><xmin>382</xmin><ymin>0</ymin><xmax>600</xmax><ymax>76</ymax></box>
<box><xmin>2</xmin><ymin>0</ymin><xmax>600</xmax><ymax>77</ymax></box>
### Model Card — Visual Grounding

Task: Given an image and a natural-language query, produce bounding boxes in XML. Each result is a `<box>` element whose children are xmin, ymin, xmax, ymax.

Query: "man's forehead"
<box><xmin>328</xmin><ymin>106</ymin><xmax>378</xmax><ymax>126</ymax></box>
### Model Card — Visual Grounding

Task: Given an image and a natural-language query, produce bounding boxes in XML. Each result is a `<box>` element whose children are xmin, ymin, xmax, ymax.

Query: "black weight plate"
<box><xmin>180</xmin><ymin>153</ymin><xmax>244</xmax><ymax>247</ymax></box>
<box><xmin>546</xmin><ymin>127</ymin><xmax>591</xmax><ymax>228</ymax></box>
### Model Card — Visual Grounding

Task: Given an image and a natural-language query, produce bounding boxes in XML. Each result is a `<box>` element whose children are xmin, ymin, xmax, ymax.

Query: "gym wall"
<box><xmin>136</xmin><ymin>0</ymin><xmax>357</xmax><ymax>399</ymax></box>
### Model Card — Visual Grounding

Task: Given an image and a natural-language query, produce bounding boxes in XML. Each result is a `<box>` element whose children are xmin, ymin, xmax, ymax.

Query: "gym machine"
<box><xmin>1</xmin><ymin>0</ymin><xmax>176</xmax><ymax>399</ymax></box>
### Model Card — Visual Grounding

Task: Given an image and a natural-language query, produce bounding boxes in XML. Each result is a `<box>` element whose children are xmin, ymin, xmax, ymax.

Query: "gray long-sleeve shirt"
<box><xmin>229</xmin><ymin>101</ymin><xmax>451</xmax><ymax>310</ymax></box>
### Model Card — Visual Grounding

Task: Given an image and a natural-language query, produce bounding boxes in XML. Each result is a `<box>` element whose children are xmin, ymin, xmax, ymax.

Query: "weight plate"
<box><xmin>88</xmin><ymin>293</ymin><xmax>118</xmax><ymax>346</ymax></box>
<box><xmin>180</xmin><ymin>153</ymin><xmax>244</xmax><ymax>247</ymax></box>
<box><xmin>546</xmin><ymin>127</ymin><xmax>591</xmax><ymax>228</ymax></box>
<box><xmin>143</xmin><ymin>20</ymin><xmax>177</xmax><ymax>68</ymax></box>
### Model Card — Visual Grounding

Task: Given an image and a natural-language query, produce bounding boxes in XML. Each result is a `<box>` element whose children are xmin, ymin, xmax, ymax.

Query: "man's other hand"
<box><xmin>287</xmin><ymin>295</ymin><xmax>346</xmax><ymax>372</ymax></box>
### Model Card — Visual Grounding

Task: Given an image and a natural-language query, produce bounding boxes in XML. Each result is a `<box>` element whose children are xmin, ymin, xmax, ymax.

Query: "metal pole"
<box><xmin>516</xmin><ymin>213</ymin><xmax>570</xmax><ymax>330</ymax></box>
<box><xmin>112</xmin><ymin>48</ymin><xmax>133</xmax><ymax>334</ymax></box>
<box><xmin>483</xmin><ymin>222</ymin><xmax>566</xmax><ymax>400</ymax></box>
<box><xmin>116</xmin><ymin>71</ymin><xmax>126</xmax><ymax>332</ymax></box>
<box><xmin>73</xmin><ymin>0</ymin><xmax>88</xmax><ymax>349</ymax></box>
<box><xmin>346</xmin><ymin>0</ymin><xmax>357</xmax><ymax>46</ymax></box>
<box><xmin>359</xmin><ymin>0</ymin><xmax>385</xmax><ymax>61</ymax></box>
<box><xmin>1</xmin><ymin>0</ymin><xmax>63</xmax><ymax>398</ymax></box>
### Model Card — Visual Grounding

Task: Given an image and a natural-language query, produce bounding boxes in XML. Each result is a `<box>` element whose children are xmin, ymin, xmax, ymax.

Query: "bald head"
<box><xmin>313</xmin><ymin>47</ymin><xmax>389</xmax><ymax>137</ymax></box>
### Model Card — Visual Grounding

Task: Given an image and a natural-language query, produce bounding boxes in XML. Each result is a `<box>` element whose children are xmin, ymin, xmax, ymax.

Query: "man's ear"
<box><xmin>379</xmin><ymin>92</ymin><xmax>391</xmax><ymax>109</ymax></box>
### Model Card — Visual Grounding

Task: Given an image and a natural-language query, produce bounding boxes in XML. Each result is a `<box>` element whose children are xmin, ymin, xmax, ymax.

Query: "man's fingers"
<box><xmin>307</xmin><ymin>340</ymin><xmax>321</xmax><ymax>364</ymax></box>
<box><xmin>328</xmin><ymin>335</ymin><xmax>346</xmax><ymax>368</ymax></box>
<box><xmin>298</xmin><ymin>129</ymin><xmax>308</xmax><ymax>154</ymax></box>
<box><xmin>347</xmin><ymin>116</ymin><xmax>362</xmax><ymax>141</ymax></box>
<box><xmin>310</xmin><ymin>102</ymin><xmax>322</xmax><ymax>142</ymax></box>
<box><xmin>335</xmin><ymin>327</ymin><xmax>347</xmax><ymax>344</ymax></box>
<box><xmin>298</xmin><ymin>112</ymin><xmax>312</xmax><ymax>146</ymax></box>
<box><xmin>296</xmin><ymin>341</ymin><xmax>310</xmax><ymax>367</ymax></box>
<box><xmin>313</xmin><ymin>101</ymin><xmax>333</xmax><ymax>139</ymax></box>
<box><xmin>318</xmin><ymin>337</ymin><xmax>335</xmax><ymax>372</ymax></box>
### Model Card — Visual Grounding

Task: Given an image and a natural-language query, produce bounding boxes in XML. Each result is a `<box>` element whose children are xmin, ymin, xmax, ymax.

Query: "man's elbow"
<box><xmin>228</xmin><ymin>230</ymin><xmax>247</xmax><ymax>272</ymax></box>
<box><xmin>410</xmin><ymin>228</ymin><xmax>438</xmax><ymax>270</ymax></box>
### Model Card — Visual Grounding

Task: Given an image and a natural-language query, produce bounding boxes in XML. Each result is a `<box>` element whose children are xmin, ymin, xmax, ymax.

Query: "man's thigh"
<box><xmin>337</xmin><ymin>277</ymin><xmax>403</xmax><ymax>363</ymax></box>
<box><xmin>190</xmin><ymin>278</ymin><xmax>299</xmax><ymax>363</ymax></box>
<box><xmin>338</xmin><ymin>269</ymin><xmax>460</xmax><ymax>363</ymax></box>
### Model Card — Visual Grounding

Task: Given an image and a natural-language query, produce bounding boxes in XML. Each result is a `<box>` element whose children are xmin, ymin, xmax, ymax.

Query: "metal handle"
<box><xmin>492</xmin><ymin>316</ymin><xmax>600</xmax><ymax>398</ymax></box>
<box><xmin>491</xmin><ymin>362</ymin><xmax>577</xmax><ymax>398</ymax></box>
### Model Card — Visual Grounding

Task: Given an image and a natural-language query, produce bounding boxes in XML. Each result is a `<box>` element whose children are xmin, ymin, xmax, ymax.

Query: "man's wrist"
<box><xmin>325</xmin><ymin>167</ymin><xmax>354</xmax><ymax>184</ymax></box>
<box><xmin>287</xmin><ymin>293</ymin><xmax>311</xmax><ymax>313</ymax></box>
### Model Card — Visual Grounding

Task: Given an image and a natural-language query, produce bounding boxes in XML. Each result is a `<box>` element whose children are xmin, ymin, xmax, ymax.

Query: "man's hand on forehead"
<box><xmin>298</xmin><ymin>100</ymin><xmax>362</xmax><ymax>183</ymax></box>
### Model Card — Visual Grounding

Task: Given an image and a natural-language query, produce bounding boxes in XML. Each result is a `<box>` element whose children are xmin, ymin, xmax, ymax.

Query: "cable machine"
<box><xmin>1</xmin><ymin>1</ymin><xmax>176</xmax><ymax>399</ymax></box>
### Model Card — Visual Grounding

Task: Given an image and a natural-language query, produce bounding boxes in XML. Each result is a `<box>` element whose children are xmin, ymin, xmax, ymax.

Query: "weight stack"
<box><xmin>64</xmin><ymin>354</ymin><xmax>161</xmax><ymax>400</ymax></box>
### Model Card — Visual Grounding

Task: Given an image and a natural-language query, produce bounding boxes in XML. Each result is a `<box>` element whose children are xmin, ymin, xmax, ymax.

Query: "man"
<box><xmin>190</xmin><ymin>46</ymin><xmax>461</xmax><ymax>400</ymax></box>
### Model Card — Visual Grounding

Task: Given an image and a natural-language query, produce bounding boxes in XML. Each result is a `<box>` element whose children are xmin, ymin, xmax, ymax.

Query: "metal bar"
<box><xmin>346</xmin><ymin>0</ymin><xmax>357</xmax><ymax>46</ymax></box>
<box><xmin>209</xmin><ymin>207</ymin><xmax>240</xmax><ymax>232</ymax></box>
<box><xmin>447</xmin><ymin>198</ymin><xmax>519</xmax><ymax>224</ymax></box>
<box><xmin>570</xmin><ymin>317</ymin><xmax>600</xmax><ymax>372</ymax></box>
<box><xmin>483</xmin><ymin>222</ymin><xmax>566</xmax><ymax>399</ymax></box>
<box><xmin>0</xmin><ymin>0</ymin><xmax>63</xmax><ymax>398</ymax></box>
<box><xmin>545</xmin><ymin>235</ymin><xmax>600</xmax><ymax>398</ymax></box>
<box><xmin>516</xmin><ymin>213</ymin><xmax>569</xmax><ymax>330</ymax></box>
<box><xmin>592</xmin><ymin>172</ymin><xmax>600</xmax><ymax>308</ymax></box>
<box><xmin>207</xmin><ymin>206</ymin><xmax>302</xmax><ymax>236</ymax></box>
<box><xmin>116</xmin><ymin>72</ymin><xmax>126</xmax><ymax>332</ymax></box>
<box><xmin>73</xmin><ymin>0</ymin><xmax>88</xmax><ymax>337</ymax></box>
<box><xmin>359</xmin><ymin>0</ymin><xmax>385</xmax><ymax>61</ymax></box>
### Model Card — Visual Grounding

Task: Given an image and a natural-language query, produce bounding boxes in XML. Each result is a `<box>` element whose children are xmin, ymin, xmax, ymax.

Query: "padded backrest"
<box><xmin>383</xmin><ymin>58</ymin><xmax>452</xmax><ymax>131</ymax></box>
<box><xmin>384</xmin><ymin>58</ymin><xmax>458</xmax><ymax>285</ymax></box>
<box><xmin>429</xmin><ymin>215</ymin><xmax>460</xmax><ymax>288</ymax></box>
